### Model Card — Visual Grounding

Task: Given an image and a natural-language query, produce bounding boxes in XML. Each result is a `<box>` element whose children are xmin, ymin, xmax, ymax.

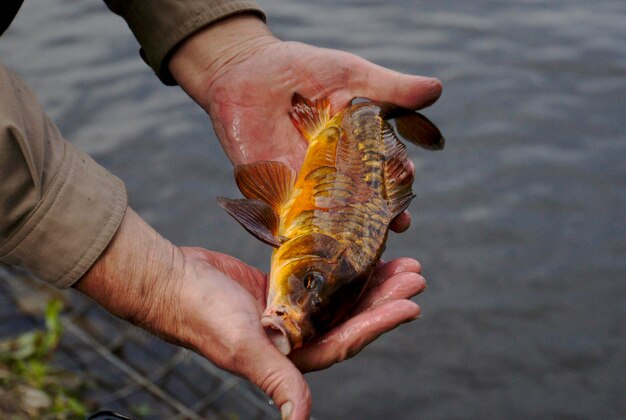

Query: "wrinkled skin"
<box><xmin>77</xmin><ymin>208</ymin><xmax>426</xmax><ymax>420</ymax></box>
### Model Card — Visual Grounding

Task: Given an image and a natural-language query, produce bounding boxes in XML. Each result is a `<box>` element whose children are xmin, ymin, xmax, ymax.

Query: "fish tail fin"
<box><xmin>380</xmin><ymin>104</ymin><xmax>445</xmax><ymax>151</ymax></box>
<box><xmin>289</xmin><ymin>93</ymin><xmax>332</xmax><ymax>142</ymax></box>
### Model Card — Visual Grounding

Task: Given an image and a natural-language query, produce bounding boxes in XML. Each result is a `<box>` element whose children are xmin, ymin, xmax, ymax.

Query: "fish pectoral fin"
<box><xmin>217</xmin><ymin>197</ymin><xmax>283</xmax><ymax>247</ymax></box>
<box><xmin>289</xmin><ymin>93</ymin><xmax>332</xmax><ymax>142</ymax></box>
<box><xmin>382</xmin><ymin>122</ymin><xmax>417</xmax><ymax>218</ymax></box>
<box><xmin>234</xmin><ymin>161</ymin><xmax>295</xmax><ymax>212</ymax></box>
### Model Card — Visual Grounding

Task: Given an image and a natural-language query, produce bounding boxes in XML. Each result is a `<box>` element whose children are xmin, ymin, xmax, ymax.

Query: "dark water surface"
<box><xmin>2</xmin><ymin>1</ymin><xmax>625</xmax><ymax>419</ymax></box>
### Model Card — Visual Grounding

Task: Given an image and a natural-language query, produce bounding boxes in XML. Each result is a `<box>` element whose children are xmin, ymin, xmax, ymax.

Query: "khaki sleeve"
<box><xmin>103</xmin><ymin>0</ymin><xmax>266</xmax><ymax>85</ymax></box>
<box><xmin>0</xmin><ymin>63</ymin><xmax>127</xmax><ymax>288</ymax></box>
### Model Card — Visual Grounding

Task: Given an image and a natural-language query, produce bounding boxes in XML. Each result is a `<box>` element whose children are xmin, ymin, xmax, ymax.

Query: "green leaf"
<box><xmin>43</xmin><ymin>299</ymin><xmax>63</xmax><ymax>355</ymax></box>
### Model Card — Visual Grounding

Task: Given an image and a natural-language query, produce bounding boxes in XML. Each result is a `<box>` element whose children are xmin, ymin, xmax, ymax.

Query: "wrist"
<box><xmin>74</xmin><ymin>208</ymin><xmax>185</xmax><ymax>340</ymax></box>
<box><xmin>169</xmin><ymin>14</ymin><xmax>278</xmax><ymax>104</ymax></box>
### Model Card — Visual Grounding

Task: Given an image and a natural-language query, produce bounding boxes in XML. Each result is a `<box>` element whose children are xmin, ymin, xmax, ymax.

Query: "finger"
<box><xmin>350</xmin><ymin>57</ymin><xmax>443</xmax><ymax>109</ymax></box>
<box><xmin>235</xmin><ymin>337</ymin><xmax>312</xmax><ymax>419</ymax></box>
<box><xmin>354</xmin><ymin>272</ymin><xmax>426</xmax><ymax>314</ymax></box>
<box><xmin>367</xmin><ymin>257</ymin><xmax>422</xmax><ymax>290</ymax></box>
<box><xmin>291</xmin><ymin>299</ymin><xmax>420</xmax><ymax>373</ymax></box>
<box><xmin>389</xmin><ymin>210</ymin><xmax>411</xmax><ymax>232</ymax></box>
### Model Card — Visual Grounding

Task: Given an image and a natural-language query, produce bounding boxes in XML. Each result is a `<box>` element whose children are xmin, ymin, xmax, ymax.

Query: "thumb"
<box><xmin>239</xmin><ymin>338</ymin><xmax>312</xmax><ymax>419</ymax></box>
<box><xmin>350</xmin><ymin>56</ymin><xmax>443</xmax><ymax>109</ymax></box>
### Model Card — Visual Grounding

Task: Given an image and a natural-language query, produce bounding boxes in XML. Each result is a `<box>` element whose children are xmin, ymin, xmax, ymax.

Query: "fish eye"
<box><xmin>303</xmin><ymin>272</ymin><xmax>324</xmax><ymax>290</ymax></box>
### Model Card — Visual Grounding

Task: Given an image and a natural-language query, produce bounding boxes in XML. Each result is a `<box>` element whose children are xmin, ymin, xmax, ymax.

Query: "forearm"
<box><xmin>74</xmin><ymin>207</ymin><xmax>186</xmax><ymax>343</ymax></box>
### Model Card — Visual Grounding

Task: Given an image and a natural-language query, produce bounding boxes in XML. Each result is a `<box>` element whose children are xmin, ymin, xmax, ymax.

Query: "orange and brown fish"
<box><xmin>218</xmin><ymin>93</ymin><xmax>444</xmax><ymax>354</ymax></box>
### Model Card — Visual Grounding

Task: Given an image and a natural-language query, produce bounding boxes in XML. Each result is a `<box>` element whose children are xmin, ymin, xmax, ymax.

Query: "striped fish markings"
<box><xmin>218</xmin><ymin>93</ymin><xmax>444</xmax><ymax>354</ymax></box>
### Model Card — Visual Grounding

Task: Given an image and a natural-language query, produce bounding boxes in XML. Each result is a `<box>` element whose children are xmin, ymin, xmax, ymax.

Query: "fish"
<box><xmin>218</xmin><ymin>93</ymin><xmax>444</xmax><ymax>354</ymax></box>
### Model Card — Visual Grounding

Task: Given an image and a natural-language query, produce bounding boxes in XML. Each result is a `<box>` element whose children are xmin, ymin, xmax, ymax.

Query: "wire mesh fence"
<box><xmin>0</xmin><ymin>264</ymin><xmax>277</xmax><ymax>419</ymax></box>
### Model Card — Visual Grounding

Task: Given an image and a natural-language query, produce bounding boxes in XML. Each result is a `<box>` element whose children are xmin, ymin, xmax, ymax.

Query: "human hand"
<box><xmin>169</xmin><ymin>14</ymin><xmax>443</xmax><ymax>233</ymax></box>
<box><xmin>178</xmin><ymin>248</ymin><xmax>425</xmax><ymax>419</ymax></box>
<box><xmin>75</xmin><ymin>208</ymin><xmax>426</xmax><ymax>419</ymax></box>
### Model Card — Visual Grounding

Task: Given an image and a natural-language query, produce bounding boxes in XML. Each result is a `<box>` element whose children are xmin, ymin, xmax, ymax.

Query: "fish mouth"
<box><xmin>261</xmin><ymin>306</ymin><xmax>306</xmax><ymax>355</ymax></box>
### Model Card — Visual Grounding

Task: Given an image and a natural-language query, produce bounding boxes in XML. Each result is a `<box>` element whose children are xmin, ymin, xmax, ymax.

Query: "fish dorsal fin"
<box><xmin>217</xmin><ymin>197</ymin><xmax>283</xmax><ymax>247</ymax></box>
<box><xmin>235</xmin><ymin>161</ymin><xmax>295</xmax><ymax>213</ymax></box>
<box><xmin>381</xmin><ymin>105</ymin><xmax>445</xmax><ymax>151</ymax></box>
<box><xmin>289</xmin><ymin>93</ymin><xmax>332</xmax><ymax>142</ymax></box>
<box><xmin>382</xmin><ymin>122</ymin><xmax>416</xmax><ymax>218</ymax></box>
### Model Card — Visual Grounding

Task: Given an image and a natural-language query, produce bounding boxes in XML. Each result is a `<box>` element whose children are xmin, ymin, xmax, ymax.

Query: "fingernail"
<box><xmin>417</xmin><ymin>282</ymin><xmax>428</xmax><ymax>294</ymax></box>
<box><xmin>281</xmin><ymin>401</ymin><xmax>293</xmax><ymax>420</ymax></box>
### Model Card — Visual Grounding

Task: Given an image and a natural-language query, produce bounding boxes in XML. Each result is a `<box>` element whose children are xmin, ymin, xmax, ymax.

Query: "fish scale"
<box><xmin>296</xmin><ymin>112</ymin><xmax>391</xmax><ymax>272</ymax></box>
<box><xmin>340</xmin><ymin>111</ymin><xmax>391</xmax><ymax>267</ymax></box>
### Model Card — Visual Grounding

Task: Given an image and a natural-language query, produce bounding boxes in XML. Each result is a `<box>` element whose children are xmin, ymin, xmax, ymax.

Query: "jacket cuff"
<box><xmin>0</xmin><ymin>142</ymin><xmax>127</xmax><ymax>288</ymax></box>
<box><xmin>120</xmin><ymin>0</ymin><xmax>265</xmax><ymax>85</ymax></box>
